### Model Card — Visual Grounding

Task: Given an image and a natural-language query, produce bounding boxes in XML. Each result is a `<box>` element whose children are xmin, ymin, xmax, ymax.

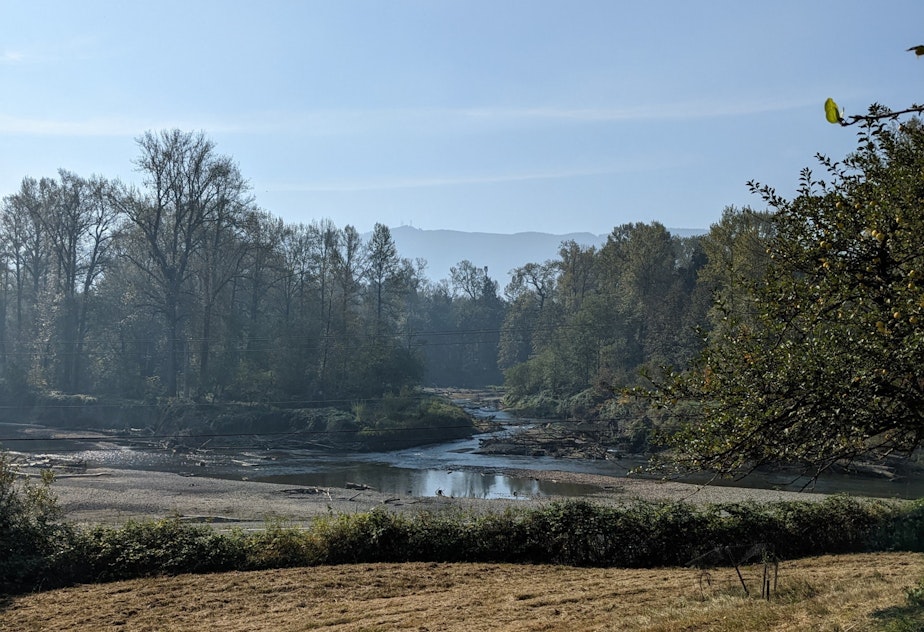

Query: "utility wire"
<box><xmin>0</xmin><ymin>415</ymin><xmax>636</xmax><ymax>447</ymax></box>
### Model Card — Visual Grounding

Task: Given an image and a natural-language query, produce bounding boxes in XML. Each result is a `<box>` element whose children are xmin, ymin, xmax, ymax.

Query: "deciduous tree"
<box><xmin>663</xmin><ymin>115</ymin><xmax>924</xmax><ymax>474</ymax></box>
<box><xmin>117</xmin><ymin>130</ymin><xmax>248</xmax><ymax>397</ymax></box>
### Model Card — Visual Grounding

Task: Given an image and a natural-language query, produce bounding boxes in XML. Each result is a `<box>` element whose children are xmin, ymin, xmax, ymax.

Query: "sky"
<box><xmin>2</xmin><ymin>1</ymin><xmax>924</xmax><ymax>236</ymax></box>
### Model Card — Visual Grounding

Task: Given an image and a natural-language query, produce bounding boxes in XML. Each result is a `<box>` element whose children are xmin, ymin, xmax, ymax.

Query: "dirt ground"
<box><xmin>2</xmin><ymin>553</ymin><xmax>922</xmax><ymax>631</ymax></box>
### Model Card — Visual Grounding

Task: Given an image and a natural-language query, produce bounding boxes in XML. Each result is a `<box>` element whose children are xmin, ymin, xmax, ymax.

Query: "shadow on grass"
<box><xmin>869</xmin><ymin>604</ymin><xmax>924</xmax><ymax>632</ymax></box>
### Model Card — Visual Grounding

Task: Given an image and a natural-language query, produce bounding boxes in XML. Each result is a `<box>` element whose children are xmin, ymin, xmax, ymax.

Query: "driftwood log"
<box><xmin>345</xmin><ymin>482</ymin><xmax>374</xmax><ymax>491</ymax></box>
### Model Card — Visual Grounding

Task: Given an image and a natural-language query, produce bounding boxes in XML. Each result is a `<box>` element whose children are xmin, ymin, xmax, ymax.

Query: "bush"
<box><xmin>311</xmin><ymin>509</ymin><xmax>411</xmax><ymax>564</ymax></box>
<box><xmin>402</xmin><ymin>510</ymin><xmax>468</xmax><ymax>561</ymax></box>
<box><xmin>0</xmin><ymin>454</ymin><xmax>74</xmax><ymax>593</ymax></box>
<box><xmin>240</xmin><ymin>521</ymin><xmax>322</xmax><ymax>569</ymax></box>
<box><xmin>70</xmin><ymin>517</ymin><xmax>243</xmax><ymax>582</ymax></box>
<box><xmin>870</xmin><ymin>498</ymin><xmax>924</xmax><ymax>553</ymax></box>
<box><xmin>771</xmin><ymin>496</ymin><xmax>890</xmax><ymax>557</ymax></box>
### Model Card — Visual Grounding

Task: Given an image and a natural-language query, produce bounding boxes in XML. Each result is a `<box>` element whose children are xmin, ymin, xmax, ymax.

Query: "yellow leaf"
<box><xmin>824</xmin><ymin>98</ymin><xmax>842</xmax><ymax>124</ymax></box>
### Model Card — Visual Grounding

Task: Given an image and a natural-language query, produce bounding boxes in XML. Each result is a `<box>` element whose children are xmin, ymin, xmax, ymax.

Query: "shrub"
<box><xmin>0</xmin><ymin>453</ymin><xmax>74</xmax><ymax>593</ymax></box>
<box><xmin>311</xmin><ymin>509</ymin><xmax>411</xmax><ymax>563</ymax></box>
<box><xmin>402</xmin><ymin>510</ymin><xmax>467</xmax><ymax>562</ymax></box>
<box><xmin>460</xmin><ymin>510</ymin><xmax>530</xmax><ymax>562</ymax></box>
<box><xmin>240</xmin><ymin>521</ymin><xmax>323</xmax><ymax>569</ymax></box>
<box><xmin>70</xmin><ymin>517</ymin><xmax>243</xmax><ymax>582</ymax></box>
<box><xmin>869</xmin><ymin>498</ymin><xmax>924</xmax><ymax>553</ymax></box>
<box><xmin>523</xmin><ymin>500</ymin><xmax>619</xmax><ymax>565</ymax></box>
<box><xmin>768</xmin><ymin>496</ymin><xmax>890</xmax><ymax>558</ymax></box>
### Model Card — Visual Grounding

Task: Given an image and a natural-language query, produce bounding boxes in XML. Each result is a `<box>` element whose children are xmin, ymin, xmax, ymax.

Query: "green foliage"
<box><xmin>523</xmin><ymin>501</ymin><xmax>622</xmax><ymax>565</ymax></box>
<box><xmin>426</xmin><ymin>260</ymin><xmax>505</xmax><ymax>387</ymax></box>
<box><xmin>0</xmin><ymin>454</ymin><xmax>73</xmax><ymax>592</ymax></box>
<box><xmin>1</xmin><ymin>147</ymin><xmax>450</xmax><ymax>407</ymax></box>
<box><xmin>237</xmin><ymin>520</ymin><xmax>323</xmax><ymax>569</ymax></box>
<box><xmin>663</xmin><ymin>115</ymin><xmax>924</xmax><ymax>474</ymax></box>
<box><xmin>869</xmin><ymin>498</ymin><xmax>924</xmax><ymax>552</ymax></box>
<box><xmin>310</xmin><ymin>509</ymin><xmax>411</xmax><ymax>563</ymax></box>
<box><xmin>70</xmin><ymin>517</ymin><xmax>243</xmax><ymax>582</ymax></box>
<box><xmin>0</xmin><ymin>365</ymin><xmax>36</xmax><ymax>409</ymax></box>
<box><xmin>696</xmin><ymin>206</ymin><xmax>774</xmax><ymax>340</ymax></box>
<box><xmin>437</xmin><ymin>510</ymin><xmax>530</xmax><ymax>562</ymax></box>
<box><xmin>769</xmin><ymin>495</ymin><xmax>891</xmax><ymax>557</ymax></box>
<box><xmin>398</xmin><ymin>510</ymin><xmax>469</xmax><ymax>561</ymax></box>
<box><xmin>501</xmin><ymin>223</ymin><xmax>709</xmax><ymax>416</ymax></box>
<box><xmin>353</xmin><ymin>393</ymin><xmax>474</xmax><ymax>449</ymax></box>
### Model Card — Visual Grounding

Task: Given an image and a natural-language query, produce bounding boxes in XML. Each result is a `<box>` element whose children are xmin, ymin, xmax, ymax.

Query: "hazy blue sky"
<box><xmin>2</xmin><ymin>1</ymin><xmax>923</xmax><ymax>235</ymax></box>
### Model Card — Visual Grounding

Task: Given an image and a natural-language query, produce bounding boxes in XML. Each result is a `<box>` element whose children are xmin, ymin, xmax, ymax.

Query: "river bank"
<box><xmin>5</xmin><ymin>394</ymin><xmax>918</xmax><ymax>529</ymax></box>
<box><xmin>41</xmin><ymin>465</ymin><xmax>839</xmax><ymax>531</ymax></box>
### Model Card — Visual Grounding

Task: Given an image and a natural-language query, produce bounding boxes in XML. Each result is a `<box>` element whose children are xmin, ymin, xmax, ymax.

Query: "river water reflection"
<box><xmin>0</xmin><ymin>418</ymin><xmax>613</xmax><ymax>500</ymax></box>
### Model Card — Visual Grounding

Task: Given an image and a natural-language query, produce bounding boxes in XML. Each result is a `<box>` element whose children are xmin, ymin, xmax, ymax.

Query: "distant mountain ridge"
<box><xmin>386</xmin><ymin>225</ymin><xmax>707</xmax><ymax>285</ymax></box>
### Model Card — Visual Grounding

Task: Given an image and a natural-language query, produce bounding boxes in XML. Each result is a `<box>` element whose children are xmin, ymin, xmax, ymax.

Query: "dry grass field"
<box><xmin>2</xmin><ymin>552</ymin><xmax>922</xmax><ymax>631</ymax></box>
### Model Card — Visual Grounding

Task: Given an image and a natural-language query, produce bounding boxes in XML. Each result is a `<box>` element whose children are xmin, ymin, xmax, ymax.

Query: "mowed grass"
<box><xmin>1</xmin><ymin>552</ymin><xmax>921</xmax><ymax>631</ymax></box>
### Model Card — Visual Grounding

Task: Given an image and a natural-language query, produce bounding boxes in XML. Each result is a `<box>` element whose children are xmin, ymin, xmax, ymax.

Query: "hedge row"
<box><xmin>4</xmin><ymin>494</ymin><xmax>923</xmax><ymax>594</ymax></box>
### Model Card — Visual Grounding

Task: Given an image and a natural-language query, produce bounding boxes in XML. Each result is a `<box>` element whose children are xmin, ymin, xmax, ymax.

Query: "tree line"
<box><xmin>0</xmin><ymin>129</ymin><xmax>721</xmax><ymax>408</ymax></box>
<box><xmin>5</xmin><ymin>114</ymin><xmax>924</xmax><ymax>474</ymax></box>
<box><xmin>0</xmin><ymin>130</ymin><xmax>517</xmax><ymax>406</ymax></box>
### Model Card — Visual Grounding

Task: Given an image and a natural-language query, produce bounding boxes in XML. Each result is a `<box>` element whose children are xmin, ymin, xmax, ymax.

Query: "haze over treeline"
<box><xmin>385</xmin><ymin>225</ymin><xmax>707</xmax><ymax>286</ymax></box>
<box><xmin>0</xmin><ymin>129</ymin><xmax>723</xmax><ymax>408</ymax></box>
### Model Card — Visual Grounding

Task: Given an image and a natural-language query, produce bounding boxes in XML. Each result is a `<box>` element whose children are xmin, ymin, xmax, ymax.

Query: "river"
<box><xmin>2</xmin><ymin>409</ymin><xmax>923</xmax><ymax>501</ymax></box>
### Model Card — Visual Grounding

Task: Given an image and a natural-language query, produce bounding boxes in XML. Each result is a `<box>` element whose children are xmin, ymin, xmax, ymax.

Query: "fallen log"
<box><xmin>345</xmin><ymin>482</ymin><xmax>373</xmax><ymax>491</ymax></box>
